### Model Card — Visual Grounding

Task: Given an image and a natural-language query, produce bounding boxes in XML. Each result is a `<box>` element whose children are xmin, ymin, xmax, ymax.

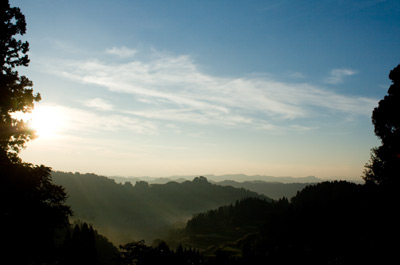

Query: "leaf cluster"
<box><xmin>363</xmin><ymin>64</ymin><xmax>400</xmax><ymax>186</ymax></box>
<box><xmin>0</xmin><ymin>0</ymin><xmax>41</xmax><ymax>160</ymax></box>
<box><xmin>0</xmin><ymin>1</ymin><xmax>29</xmax><ymax>72</ymax></box>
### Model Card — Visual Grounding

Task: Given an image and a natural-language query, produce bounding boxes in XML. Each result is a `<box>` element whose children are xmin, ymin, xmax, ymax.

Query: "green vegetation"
<box><xmin>52</xmin><ymin>172</ymin><xmax>268</xmax><ymax>244</ymax></box>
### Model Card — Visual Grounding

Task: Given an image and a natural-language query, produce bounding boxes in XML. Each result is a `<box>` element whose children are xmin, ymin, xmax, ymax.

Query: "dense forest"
<box><xmin>48</xmin><ymin>180</ymin><xmax>396</xmax><ymax>265</ymax></box>
<box><xmin>165</xmin><ymin>181</ymin><xmax>397</xmax><ymax>264</ymax></box>
<box><xmin>215</xmin><ymin>179</ymin><xmax>313</xmax><ymax>200</ymax></box>
<box><xmin>51</xmin><ymin>172</ymin><xmax>268</xmax><ymax>243</ymax></box>
<box><xmin>1</xmin><ymin>1</ymin><xmax>399</xmax><ymax>264</ymax></box>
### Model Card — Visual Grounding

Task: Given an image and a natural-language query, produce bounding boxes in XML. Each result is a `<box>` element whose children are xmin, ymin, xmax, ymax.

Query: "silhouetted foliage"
<box><xmin>258</xmin><ymin>181</ymin><xmax>397</xmax><ymax>265</ymax></box>
<box><xmin>0</xmin><ymin>2</ymin><xmax>72</xmax><ymax>264</ymax></box>
<box><xmin>166</xmin><ymin>181</ymin><xmax>397</xmax><ymax>265</ymax></box>
<box><xmin>59</xmin><ymin>221</ymin><xmax>120</xmax><ymax>265</ymax></box>
<box><xmin>363</xmin><ymin>64</ymin><xmax>400</xmax><ymax>186</ymax></box>
<box><xmin>0</xmin><ymin>158</ymin><xmax>72</xmax><ymax>264</ymax></box>
<box><xmin>119</xmin><ymin>241</ymin><xmax>204</xmax><ymax>265</ymax></box>
<box><xmin>167</xmin><ymin>197</ymin><xmax>289</xmax><ymax>255</ymax></box>
<box><xmin>0</xmin><ymin>0</ymin><xmax>40</xmax><ymax>162</ymax></box>
<box><xmin>186</xmin><ymin>197</ymin><xmax>275</xmax><ymax>235</ymax></box>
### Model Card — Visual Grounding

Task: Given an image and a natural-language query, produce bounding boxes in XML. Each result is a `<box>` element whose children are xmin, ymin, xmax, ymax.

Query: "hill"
<box><xmin>51</xmin><ymin>172</ymin><xmax>268</xmax><ymax>244</ymax></box>
<box><xmin>166</xmin><ymin>197</ymin><xmax>289</xmax><ymax>253</ymax></box>
<box><xmin>204</xmin><ymin>174</ymin><xmax>322</xmax><ymax>183</ymax></box>
<box><xmin>111</xmin><ymin>174</ymin><xmax>324</xmax><ymax>185</ymax></box>
<box><xmin>111</xmin><ymin>175</ymin><xmax>322</xmax><ymax>200</ymax></box>
<box><xmin>165</xmin><ymin>181</ymin><xmax>396</xmax><ymax>264</ymax></box>
<box><xmin>214</xmin><ymin>180</ymin><xmax>312</xmax><ymax>200</ymax></box>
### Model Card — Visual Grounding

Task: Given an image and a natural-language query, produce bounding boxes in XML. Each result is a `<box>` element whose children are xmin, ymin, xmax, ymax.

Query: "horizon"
<box><xmin>55</xmin><ymin>170</ymin><xmax>361</xmax><ymax>183</ymax></box>
<box><xmin>13</xmin><ymin>0</ymin><xmax>400</xmax><ymax>180</ymax></box>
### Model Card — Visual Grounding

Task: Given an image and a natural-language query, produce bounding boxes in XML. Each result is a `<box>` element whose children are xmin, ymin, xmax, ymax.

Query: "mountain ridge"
<box><xmin>51</xmin><ymin>171</ymin><xmax>269</xmax><ymax>244</ymax></box>
<box><xmin>110</xmin><ymin>174</ymin><xmax>326</xmax><ymax>185</ymax></box>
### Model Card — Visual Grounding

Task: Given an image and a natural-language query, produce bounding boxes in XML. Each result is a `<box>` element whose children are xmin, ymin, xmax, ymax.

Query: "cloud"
<box><xmin>50</xmin><ymin>105</ymin><xmax>157</xmax><ymax>136</ymax></box>
<box><xmin>106</xmin><ymin>46</ymin><xmax>137</xmax><ymax>57</ymax></box>
<box><xmin>325</xmin><ymin>68</ymin><xmax>357</xmax><ymax>84</ymax></box>
<box><xmin>49</xmin><ymin>50</ymin><xmax>377</xmax><ymax>132</ymax></box>
<box><xmin>83</xmin><ymin>98</ymin><xmax>113</xmax><ymax>111</ymax></box>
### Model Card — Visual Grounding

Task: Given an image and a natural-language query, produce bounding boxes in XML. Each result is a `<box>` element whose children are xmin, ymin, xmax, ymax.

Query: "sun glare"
<box><xmin>28</xmin><ymin>106</ymin><xmax>67</xmax><ymax>139</ymax></box>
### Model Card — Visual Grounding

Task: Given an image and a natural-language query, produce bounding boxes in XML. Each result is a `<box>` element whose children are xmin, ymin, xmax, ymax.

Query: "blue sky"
<box><xmin>13</xmin><ymin>0</ymin><xmax>400</xmax><ymax>180</ymax></box>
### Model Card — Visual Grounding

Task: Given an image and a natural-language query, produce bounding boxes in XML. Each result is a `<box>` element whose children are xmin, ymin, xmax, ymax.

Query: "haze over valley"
<box><xmin>2</xmin><ymin>0</ymin><xmax>400</xmax><ymax>264</ymax></box>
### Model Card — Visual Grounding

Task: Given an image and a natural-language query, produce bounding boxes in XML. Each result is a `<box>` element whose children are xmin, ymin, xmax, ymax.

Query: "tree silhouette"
<box><xmin>0</xmin><ymin>1</ymin><xmax>71</xmax><ymax>264</ymax></box>
<box><xmin>119</xmin><ymin>240</ymin><xmax>151</xmax><ymax>265</ymax></box>
<box><xmin>0</xmin><ymin>0</ymin><xmax>40</xmax><ymax>162</ymax></box>
<box><xmin>363</xmin><ymin>64</ymin><xmax>400</xmax><ymax>186</ymax></box>
<box><xmin>63</xmin><ymin>223</ymin><xmax>99</xmax><ymax>265</ymax></box>
<box><xmin>1</xmin><ymin>159</ymin><xmax>72</xmax><ymax>264</ymax></box>
<box><xmin>119</xmin><ymin>241</ymin><xmax>204</xmax><ymax>265</ymax></box>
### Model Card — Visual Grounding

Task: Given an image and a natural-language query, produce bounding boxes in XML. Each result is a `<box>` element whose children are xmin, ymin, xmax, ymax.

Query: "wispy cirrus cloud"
<box><xmin>48</xmin><ymin>50</ymin><xmax>376</xmax><ymax>132</ymax></box>
<box><xmin>44</xmin><ymin>104</ymin><xmax>157</xmax><ymax>136</ymax></box>
<box><xmin>106</xmin><ymin>46</ymin><xmax>137</xmax><ymax>57</ymax></box>
<box><xmin>325</xmin><ymin>68</ymin><xmax>357</xmax><ymax>84</ymax></box>
<box><xmin>83</xmin><ymin>98</ymin><xmax>113</xmax><ymax>111</ymax></box>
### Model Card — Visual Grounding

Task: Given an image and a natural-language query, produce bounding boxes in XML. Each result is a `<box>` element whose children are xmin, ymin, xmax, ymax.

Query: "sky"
<box><xmin>11</xmin><ymin>0</ymin><xmax>400</xmax><ymax>180</ymax></box>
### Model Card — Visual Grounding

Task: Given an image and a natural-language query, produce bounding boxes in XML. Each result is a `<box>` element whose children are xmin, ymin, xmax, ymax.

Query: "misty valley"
<box><xmin>46</xmin><ymin>171</ymin><xmax>395</xmax><ymax>265</ymax></box>
<box><xmin>2</xmin><ymin>0</ymin><xmax>400</xmax><ymax>264</ymax></box>
<box><xmin>52</xmin><ymin>172</ymin><xmax>269</xmax><ymax>244</ymax></box>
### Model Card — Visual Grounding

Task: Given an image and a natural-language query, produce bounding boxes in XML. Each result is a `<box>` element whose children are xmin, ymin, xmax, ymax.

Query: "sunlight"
<box><xmin>28</xmin><ymin>105</ymin><xmax>67</xmax><ymax>139</ymax></box>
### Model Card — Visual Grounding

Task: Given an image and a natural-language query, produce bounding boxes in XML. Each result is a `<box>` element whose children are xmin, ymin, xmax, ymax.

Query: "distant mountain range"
<box><xmin>110</xmin><ymin>174</ymin><xmax>327</xmax><ymax>200</ymax></box>
<box><xmin>51</xmin><ymin>172</ymin><xmax>268</xmax><ymax>244</ymax></box>
<box><xmin>110</xmin><ymin>175</ymin><xmax>364</xmax><ymax>199</ymax></box>
<box><xmin>52</xmin><ymin>171</ymin><xmax>362</xmax><ymax>246</ymax></box>
<box><xmin>111</xmin><ymin>174</ymin><xmax>324</xmax><ymax>185</ymax></box>
<box><xmin>214</xmin><ymin>180</ymin><xmax>311</xmax><ymax>200</ymax></box>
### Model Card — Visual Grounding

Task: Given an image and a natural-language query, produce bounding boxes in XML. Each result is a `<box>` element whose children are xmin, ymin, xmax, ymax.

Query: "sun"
<box><xmin>28</xmin><ymin>106</ymin><xmax>67</xmax><ymax>139</ymax></box>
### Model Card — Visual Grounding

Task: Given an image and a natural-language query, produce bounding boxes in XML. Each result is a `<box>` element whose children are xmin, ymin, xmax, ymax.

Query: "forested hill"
<box><xmin>215</xmin><ymin>180</ymin><xmax>312</xmax><ymax>200</ymax></box>
<box><xmin>110</xmin><ymin>174</ymin><xmax>329</xmax><ymax>200</ymax></box>
<box><xmin>166</xmin><ymin>181</ymin><xmax>396</xmax><ymax>264</ymax></box>
<box><xmin>51</xmin><ymin>171</ymin><xmax>268</xmax><ymax>244</ymax></box>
